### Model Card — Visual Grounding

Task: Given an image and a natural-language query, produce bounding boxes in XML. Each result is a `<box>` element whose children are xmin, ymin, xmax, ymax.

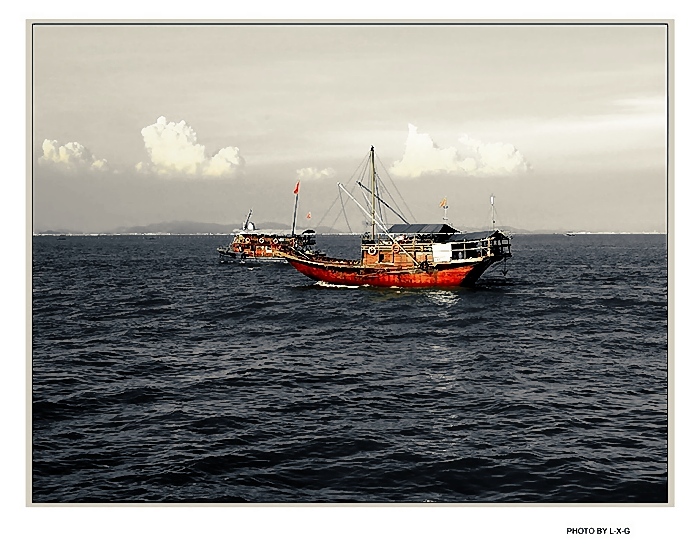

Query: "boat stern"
<box><xmin>487</xmin><ymin>230</ymin><xmax>512</xmax><ymax>261</ymax></box>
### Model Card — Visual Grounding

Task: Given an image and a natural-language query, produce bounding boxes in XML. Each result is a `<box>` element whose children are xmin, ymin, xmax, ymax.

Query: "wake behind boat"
<box><xmin>279</xmin><ymin>146</ymin><xmax>512</xmax><ymax>288</ymax></box>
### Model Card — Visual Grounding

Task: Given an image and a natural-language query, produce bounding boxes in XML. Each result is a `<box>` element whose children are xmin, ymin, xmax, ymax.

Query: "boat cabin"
<box><xmin>360</xmin><ymin>224</ymin><xmax>510</xmax><ymax>267</ymax></box>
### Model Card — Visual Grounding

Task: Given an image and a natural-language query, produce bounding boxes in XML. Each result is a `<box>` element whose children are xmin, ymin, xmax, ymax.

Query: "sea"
<box><xmin>31</xmin><ymin>233</ymin><xmax>668</xmax><ymax>504</ymax></box>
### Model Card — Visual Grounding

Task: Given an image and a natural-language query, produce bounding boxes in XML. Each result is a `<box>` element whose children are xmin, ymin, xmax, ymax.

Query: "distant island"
<box><xmin>114</xmin><ymin>220</ymin><xmax>293</xmax><ymax>234</ymax></box>
<box><xmin>36</xmin><ymin>220</ymin><xmax>332</xmax><ymax>235</ymax></box>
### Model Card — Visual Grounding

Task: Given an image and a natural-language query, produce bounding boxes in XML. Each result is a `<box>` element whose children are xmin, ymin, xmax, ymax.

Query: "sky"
<box><xmin>31</xmin><ymin>22</ymin><xmax>669</xmax><ymax>234</ymax></box>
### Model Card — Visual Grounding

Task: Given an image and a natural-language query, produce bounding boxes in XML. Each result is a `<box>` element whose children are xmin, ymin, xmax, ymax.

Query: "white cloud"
<box><xmin>136</xmin><ymin>116</ymin><xmax>244</xmax><ymax>178</ymax></box>
<box><xmin>457</xmin><ymin>135</ymin><xmax>531</xmax><ymax>176</ymax></box>
<box><xmin>296</xmin><ymin>167</ymin><xmax>335</xmax><ymax>181</ymax></box>
<box><xmin>390</xmin><ymin>124</ymin><xmax>530</xmax><ymax>178</ymax></box>
<box><xmin>38</xmin><ymin>139</ymin><xmax>110</xmax><ymax>172</ymax></box>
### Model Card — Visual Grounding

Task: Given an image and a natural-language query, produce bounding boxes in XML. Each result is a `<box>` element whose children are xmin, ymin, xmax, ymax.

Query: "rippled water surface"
<box><xmin>31</xmin><ymin>233</ymin><xmax>668</xmax><ymax>503</ymax></box>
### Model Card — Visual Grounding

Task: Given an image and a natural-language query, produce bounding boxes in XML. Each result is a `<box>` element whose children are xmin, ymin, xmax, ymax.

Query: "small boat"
<box><xmin>279</xmin><ymin>146</ymin><xmax>512</xmax><ymax>288</ymax></box>
<box><xmin>217</xmin><ymin>209</ymin><xmax>317</xmax><ymax>264</ymax></box>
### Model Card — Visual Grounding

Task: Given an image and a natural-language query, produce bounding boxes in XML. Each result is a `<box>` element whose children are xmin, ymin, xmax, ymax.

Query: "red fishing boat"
<box><xmin>279</xmin><ymin>146</ymin><xmax>512</xmax><ymax>287</ymax></box>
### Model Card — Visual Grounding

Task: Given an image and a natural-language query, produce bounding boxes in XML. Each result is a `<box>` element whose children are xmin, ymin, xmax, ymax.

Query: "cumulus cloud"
<box><xmin>38</xmin><ymin>139</ymin><xmax>110</xmax><ymax>172</ymax></box>
<box><xmin>457</xmin><ymin>135</ymin><xmax>531</xmax><ymax>176</ymax></box>
<box><xmin>390</xmin><ymin>124</ymin><xmax>530</xmax><ymax>178</ymax></box>
<box><xmin>136</xmin><ymin>116</ymin><xmax>244</xmax><ymax>178</ymax></box>
<box><xmin>295</xmin><ymin>167</ymin><xmax>336</xmax><ymax>181</ymax></box>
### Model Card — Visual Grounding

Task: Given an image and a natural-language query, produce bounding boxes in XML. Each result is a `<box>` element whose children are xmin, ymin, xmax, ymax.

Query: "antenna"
<box><xmin>440</xmin><ymin>197</ymin><xmax>448</xmax><ymax>222</ymax></box>
<box><xmin>490</xmin><ymin>194</ymin><xmax>496</xmax><ymax>231</ymax></box>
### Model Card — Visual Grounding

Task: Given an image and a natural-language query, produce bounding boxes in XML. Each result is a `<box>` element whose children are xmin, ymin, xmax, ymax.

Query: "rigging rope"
<box><xmin>312</xmin><ymin>148</ymin><xmax>419</xmax><ymax>234</ymax></box>
<box><xmin>375</xmin><ymin>153</ymin><xmax>416</xmax><ymax>223</ymax></box>
<box><xmin>339</xmin><ymin>186</ymin><xmax>352</xmax><ymax>232</ymax></box>
<box><xmin>313</xmin><ymin>192</ymin><xmax>340</xmax><ymax>230</ymax></box>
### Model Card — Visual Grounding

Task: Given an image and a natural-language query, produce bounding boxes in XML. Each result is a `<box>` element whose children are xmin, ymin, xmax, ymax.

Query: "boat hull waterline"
<box><xmin>282</xmin><ymin>254</ymin><xmax>498</xmax><ymax>288</ymax></box>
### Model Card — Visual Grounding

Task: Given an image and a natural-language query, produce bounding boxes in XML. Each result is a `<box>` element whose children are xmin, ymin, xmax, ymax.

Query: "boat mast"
<box><xmin>370</xmin><ymin>145</ymin><xmax>376</xmax><ymax>242</ymax></box>
<box><xmin>490</xmin><ymin>194</ymin><xmax>496</xmax><ymax>231</ymax></box>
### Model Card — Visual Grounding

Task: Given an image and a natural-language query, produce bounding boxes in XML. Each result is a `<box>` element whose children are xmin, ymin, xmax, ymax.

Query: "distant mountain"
<box><xmin>112</xmin><ymin>220</ymin><xmax>292</xmax><ymax>234</ymax></box>
<box><xmin>37</xmin><ymin>229</ymin><xmax>84</xmax><ymax>235</ymax></box>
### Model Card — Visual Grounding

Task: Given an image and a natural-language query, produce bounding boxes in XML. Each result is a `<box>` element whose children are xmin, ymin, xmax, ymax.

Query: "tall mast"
<box><xmin>490</xmin><ymin>194</ymin><xmax>496</xmax><ymax>231</ymax></box>
<box><xmin>370</xmin><ymin>145</ymin><xmax>376</xmax><ymax>241</ymax></box>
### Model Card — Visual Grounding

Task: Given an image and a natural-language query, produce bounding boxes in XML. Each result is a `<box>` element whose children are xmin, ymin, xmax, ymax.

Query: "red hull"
<box><xmin>285</xmin><ymin>256</ymin><xmax>493</xmax><ymax>288</ymax></box>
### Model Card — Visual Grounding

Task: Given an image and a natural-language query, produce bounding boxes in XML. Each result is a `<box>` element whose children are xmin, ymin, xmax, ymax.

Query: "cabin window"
<box><xmin>379</xmin><ymin>253</ymin><xmax>385</xmax><ymax>262</ymax></box>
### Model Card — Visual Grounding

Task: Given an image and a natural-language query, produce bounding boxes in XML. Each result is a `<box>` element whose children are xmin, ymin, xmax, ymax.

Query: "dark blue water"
<box><xmin>31</xmin><ymin>233</ymin><xmax>668</xmax><ymax>503</ymax></box>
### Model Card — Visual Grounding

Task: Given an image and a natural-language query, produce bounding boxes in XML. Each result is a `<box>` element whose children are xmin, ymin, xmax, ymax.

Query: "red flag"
<box><xmin>293</xmin><ymin>181</ymin><xmax>300</xmax><ymax>195</ymax></box>
<box><xmin>306</xmin><ymin>212</ymin><xmax>312</xmax><ymax>219</ymax></box>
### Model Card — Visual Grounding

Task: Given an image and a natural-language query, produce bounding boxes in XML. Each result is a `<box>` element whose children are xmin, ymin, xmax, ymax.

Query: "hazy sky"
<box><xmin>31</xmin><ymin>22</ymin><xmax>668</xmax><ymax>233</ymax></box>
